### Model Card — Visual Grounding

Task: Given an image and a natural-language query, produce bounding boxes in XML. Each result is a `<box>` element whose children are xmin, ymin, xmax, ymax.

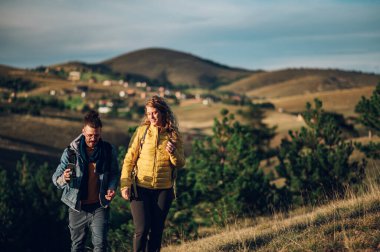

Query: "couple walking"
<box><xmin>52</xmin><ymin>95</ymin><xmax>186</xmax><ymax>252</ymax></box>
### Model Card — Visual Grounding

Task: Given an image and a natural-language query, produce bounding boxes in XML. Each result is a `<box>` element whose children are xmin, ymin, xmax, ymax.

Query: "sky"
<box><xmin>0</xmin><ymin>0</ymin><xmax>380</xmax><ymax>73</ymax></box>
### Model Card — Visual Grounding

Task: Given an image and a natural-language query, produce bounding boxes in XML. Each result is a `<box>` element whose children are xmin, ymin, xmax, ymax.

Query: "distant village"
<box><xmin>44</xmin><ymin>68</ymin><xmax>252</xmax><ymax>116</ymax></box>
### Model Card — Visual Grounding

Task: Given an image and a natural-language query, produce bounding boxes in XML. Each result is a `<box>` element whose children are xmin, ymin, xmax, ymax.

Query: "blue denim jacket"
<box><xmin>52</xmin><ymin>134</ymin><xmax>120</xmax><ymax>211</ymax></box>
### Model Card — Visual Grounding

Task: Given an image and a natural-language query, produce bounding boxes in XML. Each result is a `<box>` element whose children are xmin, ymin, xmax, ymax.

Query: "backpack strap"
<box><xmin>132</xmin><ymin>125</ymin><xmax>149</xmax><ymax>198</ymax></box>
<box><xmin>67</xmin><ymin>146</ymin><xmax>77</xmax><ymax>164</ymax></box>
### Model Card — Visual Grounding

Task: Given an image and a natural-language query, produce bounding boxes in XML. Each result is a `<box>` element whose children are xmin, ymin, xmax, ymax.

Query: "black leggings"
<box><xmin>130</xmin><ymin>186</ymin><xmax>174</xmax><ymax>252</ymax></box>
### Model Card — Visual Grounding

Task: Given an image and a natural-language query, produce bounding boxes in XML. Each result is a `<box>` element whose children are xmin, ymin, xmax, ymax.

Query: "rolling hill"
<box><xmin>46</xmin><ymin>48</ymin><xmax>254</xmax><ymax>88</ymax></box>
<box><xmin>101</xmin><ymin>48</ymin><xmax>253</xmax><ymax>88</ymax></box>
<box><xmin>220</xmin><ymin>68</ymin><xmax>380</xmax><ymax>99</ymax></box>
<box><xmin>0</xmin><ymin>64</ymin><xmax>28</xmax><ymax>76</ymax></box>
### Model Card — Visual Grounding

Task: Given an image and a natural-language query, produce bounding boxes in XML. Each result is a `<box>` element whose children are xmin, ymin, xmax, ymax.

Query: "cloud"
<box><xmin>0</xmin><ymin>0</ymin><xmax>379</xmax><ymax>72</ymax></box>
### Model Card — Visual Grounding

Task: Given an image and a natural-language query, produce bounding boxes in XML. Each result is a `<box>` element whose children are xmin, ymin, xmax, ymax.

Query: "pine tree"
<box><xmin>276</xmin><ymin>99</ymin><xmax>366</xmax><ymax>206</ymax></box>
<box><xmin>0</xmin><ymin>156</ymin><xmax>69</xmax><ymax>251</ymax></box>
<box><xmin>355</xmin><ymin>83</ymin><xmax>380</xmax><ymax>159</ymax></box>
<box><xmin>186</xmin><ymin>109</ymin><xmax>277</xmax><ymax>226</ymax></box>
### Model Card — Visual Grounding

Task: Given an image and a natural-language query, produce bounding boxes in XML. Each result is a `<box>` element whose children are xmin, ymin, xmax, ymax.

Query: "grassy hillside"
<box><xmin>172</xmin><ymin>100</ymin><xmax>245</xmax><ymax>134</ymax></box>
<box><xmin>0</xmin><ymin>113</ymin><xmax>134</xmax><ymax>169</ymax></box>
<box><xmin>220</xmin><ymin>68</ymin><xmax>380</xmax><ymax>98</ymax></box>
<box><xmin>101</xmin><ymin>48</ymin><xmax>252</xmax><ymax>88</ymax></box>
<box><xmin>163</xmin><ymin>183</ymin><xmax>380</xmax><ymax>251</ymax></box>
<box><xmin>0</xmin><ymin>64</ymin><xmax>22</xmax><ymax>75</ymax></box>
<box><xmin>269</xmin><ymin>85</ymin><xmax>376</xmax><ymax>116</ymax></box>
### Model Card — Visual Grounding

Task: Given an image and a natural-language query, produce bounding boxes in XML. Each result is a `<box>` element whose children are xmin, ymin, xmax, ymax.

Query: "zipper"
<box><xmin>153</xmin><ymin>127</ymin><xmax>158</xmax><ymax>186</ymax></box>
<box><xmin>74</xmin><ymin>150</ymin><xmax>83</xmax><ymax>207</ymax></box>
<box><xmin>99</xmin><ymin>175</ymin><xmax>105</xmax><ymax>208</ymax></box>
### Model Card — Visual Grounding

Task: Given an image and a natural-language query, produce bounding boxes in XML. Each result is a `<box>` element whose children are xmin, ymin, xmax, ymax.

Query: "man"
<box><xmin>52</xmin><ymin>110</ymin><xmax>119</xmax><ymax>252</ymax></box>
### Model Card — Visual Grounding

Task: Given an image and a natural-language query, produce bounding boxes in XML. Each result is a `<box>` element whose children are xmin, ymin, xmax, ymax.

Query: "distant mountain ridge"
<box><xmin>2</xmin><ymin>48</ymin><xmax>380</xmax><ymax>95</ymax></box>
<box><xmin>101</xmin><ymin>48</ymin><xmax>253</xmax><ymax>88</ymax></box>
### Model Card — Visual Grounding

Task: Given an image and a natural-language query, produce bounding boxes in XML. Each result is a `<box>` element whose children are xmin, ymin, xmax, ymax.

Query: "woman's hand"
<box><xmin>121</xmin><ymin>187</ymin><xmax>131</xmax><ymax>200</ymax></box>
<box><xmin>166</xmin><ymin>141</ymin><xmax>176</xmax><ymax>154</ymax></box>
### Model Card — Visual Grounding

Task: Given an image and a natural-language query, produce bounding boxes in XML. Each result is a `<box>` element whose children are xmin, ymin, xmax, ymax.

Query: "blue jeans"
<box><xmin>68</xmin><ymin>203</ymin><xmax>109</xmax><ymax>252</ymax></box>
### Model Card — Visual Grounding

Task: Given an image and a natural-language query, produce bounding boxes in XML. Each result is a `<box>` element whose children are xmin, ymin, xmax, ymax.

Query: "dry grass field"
<box><xmin>220</xmin><ymin>68</ymin><xmax>380</xmax><ymax>97</ymax></box>
<box><xmin>173</xmin><ymin>99</ymin><xmax>245</xmax><ymax>134</ymax></box>
<box><xmin>267</xmin><ymin>85</ymin><xmax>377</xmax><ymax>116</ymax></box>
<box><xmin>163</xmin><ymin>181</ymin><xmax>380</xmax><ymax>252</ymax></box>
<box><xmin>0</xmin><ymin>112</ymin><xmax>135</xmax><ymax>169</ymax></box>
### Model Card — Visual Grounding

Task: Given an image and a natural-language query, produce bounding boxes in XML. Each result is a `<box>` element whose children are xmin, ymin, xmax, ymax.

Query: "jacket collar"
<box><xmin>69</xmin><ymin>134</ymin><xmax>83</xmax><ymax>153</ymax></box>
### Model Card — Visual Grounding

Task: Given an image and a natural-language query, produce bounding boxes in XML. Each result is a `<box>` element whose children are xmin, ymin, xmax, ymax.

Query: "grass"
<box><xmin>220</xmin><ymin>68</ymin><xmax>380</xmax><ymax>98</ymax></box>
<box><xmin>172</xmin><ymin>100</ymin><xmax>245</xmax><ymax>135</ymax></box>
<box><xmin>162</xmin><ymin>179</ymin><xmax>380</xmax><ymax>251</ymax></box>
<box><xmin>0</xmin><ymin>112</ymin><xmax>140</xmax><ymax>173</ymax></box>
<box><xmin>267</xmin><ymin>85</ymin><xmax>376</xmax><ymax>116</ymax></box>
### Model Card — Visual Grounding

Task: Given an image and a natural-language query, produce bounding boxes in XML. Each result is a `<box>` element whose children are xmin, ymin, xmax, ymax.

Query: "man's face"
<box><xmin>82</xmin><ymin>125</ymin><xmax>101</xmax><ymax>149</ymax></box>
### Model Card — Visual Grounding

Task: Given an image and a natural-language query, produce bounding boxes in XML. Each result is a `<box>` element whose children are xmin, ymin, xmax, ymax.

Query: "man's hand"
<box><xmin>121</xmin><ymin>188</ymin><xmax>131</xmax><ymax>200</ymax></box>
<box><xmin>105</xmin><ymin>189</ymin><xmax>116</xmax><ymax>201</ymax></box>
<box><xmin>63</xmin><ymin>168</ymin><xmax>71</xmax><ymax>182</ymax></box>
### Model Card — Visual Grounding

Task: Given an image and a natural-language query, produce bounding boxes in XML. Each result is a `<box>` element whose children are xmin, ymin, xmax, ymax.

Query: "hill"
<box><xmin>163</xmin><ymin>185</ymin><xmax>380</xmax><ymax>251</ymax></box>
<box><xmin>220</xmin><ymin>68</ymin><xmax>380</xmax><ymax>99</ymax></box>
<box><xmin>50</xmin><ymin>61</ymin><xmax>113</xmax><ymax>74</ymax></box>
<box><xmin>269</xmin><ymin>85</ymin><xmax>376</xmax><ymax>115</ymax></box>
<box><xmin>0</xmin><ymin>64</ymin><xmax>28</xmax><ymax>76</ymax></box>
<box><xmin>0</xmin><ymin>64</ymin><xmax>18</xmax><ymax>75</ymax></box>
<box><xmin>101</xmin><ymin>48</ymin><xmax>253</xmax><ymax>88</ymax></box>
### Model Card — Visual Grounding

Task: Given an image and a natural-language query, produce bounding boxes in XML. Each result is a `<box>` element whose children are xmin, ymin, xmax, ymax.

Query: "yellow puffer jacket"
<box><xmin>120</xmin><ymin>125</ymin><xmax>186</xmax><ymax>190</ymax></box>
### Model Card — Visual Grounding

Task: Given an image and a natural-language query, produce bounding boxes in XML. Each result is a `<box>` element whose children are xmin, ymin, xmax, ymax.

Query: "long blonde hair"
<box><xmin>142</xmin><ymin>95</ymin><xmax>180</xmax><ymax>141</ymax></box>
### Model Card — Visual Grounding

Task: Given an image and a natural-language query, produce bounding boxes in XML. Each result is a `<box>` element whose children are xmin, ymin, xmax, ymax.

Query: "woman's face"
<box><xmin>146</xmin><ymin>106</ymin><xmax>163</xmax><ymax>127</ymax></box>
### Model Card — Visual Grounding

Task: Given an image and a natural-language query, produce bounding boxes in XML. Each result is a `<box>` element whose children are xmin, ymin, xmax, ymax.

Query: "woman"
<box><xmin>120</xmin><ymin>95</ymin><xmax>186</xmax><ymax>252</ymax></box>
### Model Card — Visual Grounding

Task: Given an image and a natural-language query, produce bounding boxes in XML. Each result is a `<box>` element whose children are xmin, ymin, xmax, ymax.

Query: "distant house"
<box><xmin>175</xmin><ymin>91</ymin><xmax>182</xmax><ymax>99</ymax></box>
<box><xmin>136</xmin><ymin>82</ymin><xmax>147</xmax><ymax>88</ymax></box>
<box><xmin>88</xmin><ymin>77</ymin><xmax>97</xmax><ymax>84</ymax></box>
<box><xmin>202</xmin><ymin>98</ymin><xmax>212</xmax><ymax>106</ymax></box>
<box><xmin>98</xmin><ymin>99</ymin><xmax>114</xmax><ymax>114</ymax></box>
<box><xmin>231</xmin><ymin>95</ymin><xmax>242</xmax><ymax>103</ymax></box>
<box><xmin>68</xmin><ymin>71</ymin><xmax>81</xmax><ymax>81</ymax></box>
<box><xmin>98</xmin><ymin>100</ymin><xmax>114</xmax><ymax>107</ymax></box>
<box><xmin>297</xmin><ymin>114</ymin><xmax>304</xmax><ymax>122</ymax></box>
<box><xmin>103</xmin><ymin>80</ymin><xmax>111</xmax><ymax>86</ymax></box>
<box><xmin>98</xmin><ymin>107</ymin><xmax>111</xmax><ymax>114</ymax></box>
<box><xmin>127</xmin><ymin>89</ymin><xmax>136</xmax><ymax>97</ymax></box>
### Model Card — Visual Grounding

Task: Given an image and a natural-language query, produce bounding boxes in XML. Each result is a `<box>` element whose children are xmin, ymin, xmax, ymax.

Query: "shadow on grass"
<box><xmin>218</xmin><ymin>232</ymin><xmax>274</xmax><ymax>251</ymax></box>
